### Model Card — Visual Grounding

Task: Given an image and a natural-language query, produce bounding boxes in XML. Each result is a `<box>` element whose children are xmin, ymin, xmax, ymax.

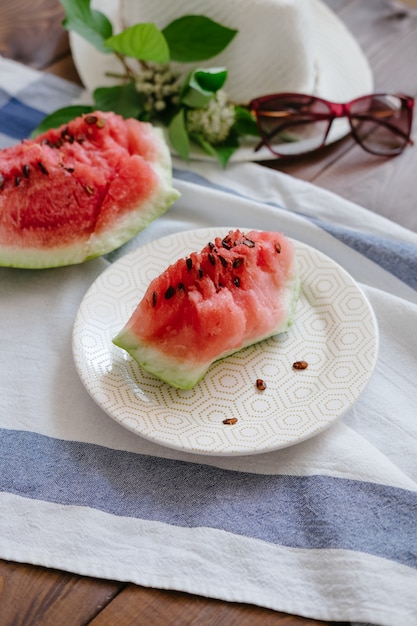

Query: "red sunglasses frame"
<box><xmin>249</xmin><ymin>92</ymin><xmax>415</xmax><ymax>157</ymax></box>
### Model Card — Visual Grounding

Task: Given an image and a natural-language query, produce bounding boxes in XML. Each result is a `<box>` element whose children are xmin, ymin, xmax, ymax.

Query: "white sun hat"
<box><xmin>70</xmin><ymin>0</ymin><xmax>373</xmax><ymax>159</ymax></box>
<box><xmin>118</xmin><ymin>0</ymin><xmax>373</xmax><ymax>103</ymax></box>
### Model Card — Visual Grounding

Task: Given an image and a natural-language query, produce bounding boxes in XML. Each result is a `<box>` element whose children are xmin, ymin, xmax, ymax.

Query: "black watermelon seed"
<box><xmin>208</xmin><ymin>253</ymin><xmax>216</xmax><ymax>265</ymax></box>
<box><xmin>233</xmin><ymin>277</ymin><xmax>240</xmax><ymax>287</ymax></box>
<box><xmin>0</xmin><ymin>174</ymin><xmax>4</xmax><ymax>189</ymax></box>
<box><xmin>22</xmin><ymin>164</ymin><xmax>30</xmax><ymax>178</ymax></box>
<box><xmin>38</xmin><ymin>161</ymin><xmax>49</xmax><ymax>175</ymax></box>
<box><xmin>198</xmin><ymin>268</ymin><xmax>203</xmax><ymax>278</ymax></box>
<box><xmin>275</xmin><ymin>241</ymin><xmax>281</xmax><ymax>253</ymax></box>
<box><xmin>233</xmin><ymin>257</ymin><xmax>243</xmax><ymax>269</ymax></box>
<box><xmin>152</xmin><ymin>291</ymin><xmax>158</xmax><ymax>307</ymax></box>
<box><xmin>178</xmin><ymin>282</ymin><xmax>185</xmax><ymax>291</ymax></box>
<box><xmin>165</xmin><ymin>286</ymin><xmax>175</xmax><ymax>300</ymax></box>
<box><xmin>186</xmin><ymin>257</ymin><xmax>193</xmax><ymax>271</ymax></box>
<box><xmin>85</xmin><ymin>115</ymin><xmax>98</xmax><ymax>125</ymax></box>
<box><xmin>221</xmin><ymin>238</ymin><xmax>231</xmax><ymax>250</ymax></box>
<box><xmin>15</xmin><ymin>176</ymin><xmax>21</xmax><ymax>187</ymax></box>
<box><xmin>208</xmin><ymin>241</ymin><xmax>215</xmax><ymax>249</ymax></box>
<box><xmin>218</xmin><ymin>255</ymin><xmax>228</xmax><ymax>268</ymax></box>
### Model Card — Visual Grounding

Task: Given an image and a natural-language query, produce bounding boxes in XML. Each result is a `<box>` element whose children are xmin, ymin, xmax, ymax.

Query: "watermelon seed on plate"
<box><xmin>222</xmin><ymin>418</ymin><xmax>238</xmax><ymax>425</ymax></box>
<box><xmin>256</xmin><ymin>378</ymin><xmax>267</xmax><ymax>391</ymax></box>
<box><xmin>293</xmin><ymin>360</ymin><xmax>308</xmax><ymax>370</ymax></box>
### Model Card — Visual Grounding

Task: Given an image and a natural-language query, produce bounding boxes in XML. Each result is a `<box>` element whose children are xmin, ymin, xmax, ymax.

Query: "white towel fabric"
<box><xmin>0</xmin><ymin>58</ymin><xmax>417</xmax><ymax>626</ymax></box>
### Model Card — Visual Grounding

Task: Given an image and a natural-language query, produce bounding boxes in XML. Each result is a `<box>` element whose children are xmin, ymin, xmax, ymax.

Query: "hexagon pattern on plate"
<box><xmin>72</xmin><ymin>228</ymin><xmax>378</xmax><ymax>456</ymax></box>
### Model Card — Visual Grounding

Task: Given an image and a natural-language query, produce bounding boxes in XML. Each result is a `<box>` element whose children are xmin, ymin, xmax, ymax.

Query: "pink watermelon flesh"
<box><xmin>0</xmin><ymin>111</ymin><xmax>180</xmax><ymax>268</ymax></box>
<box><xmin>113</xmin><ymin>229</ymin><xmax>300</xmax><ymax>389</ymax></box>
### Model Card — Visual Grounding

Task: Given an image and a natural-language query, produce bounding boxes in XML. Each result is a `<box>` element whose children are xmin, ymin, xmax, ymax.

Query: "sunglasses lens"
<box><xmin>253</xmin><ymin>94</ymin><xmax>332</xmax><ymax>156</ymax></box>
<box><xmin>349</xmin><ymin>95</ymin><xmax>412</xmax><ymax>155</ymax></box>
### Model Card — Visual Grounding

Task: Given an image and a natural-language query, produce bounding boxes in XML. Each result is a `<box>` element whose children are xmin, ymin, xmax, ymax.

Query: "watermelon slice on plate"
<box><xmin>0</xmin><ymin>111</ymin><xmax>180</xmax><ymax>268</ymax></box>
<box><xmin>113</xmin><ymin>229</ymin><xmax>300</xmax><ymax>389</ymax></box>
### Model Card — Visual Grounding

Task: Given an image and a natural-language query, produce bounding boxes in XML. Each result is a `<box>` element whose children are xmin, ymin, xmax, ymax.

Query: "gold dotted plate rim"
<box><xmin>72</xmin><ymin>228</ymin><xmax>379</xmax><ymax>456</ymax></box>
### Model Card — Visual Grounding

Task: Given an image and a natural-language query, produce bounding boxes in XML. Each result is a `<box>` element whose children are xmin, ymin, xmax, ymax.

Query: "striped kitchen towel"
<box><xmin>0</xmin><ymin>56</ymin><xmax>416</xmax><ymax>626</ymax></box>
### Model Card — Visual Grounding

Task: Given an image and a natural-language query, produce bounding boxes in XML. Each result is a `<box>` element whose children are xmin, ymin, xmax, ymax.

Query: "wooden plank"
<box><xmin>335</xmin><ymin>0</ymin><xmax>417</xmax><ymax>92</ymax></box>
<box><xmin>88</xmin><ymin>584</ymin><xmax>343</xmax><ymax>626</ymax></box>
<box><xmin>0</xmin><ymin>559</ymin><xmax>123</xmax><ymax>626</ymax></box>
<box><xmin>0</xmin><ymin>0</ymin><xmax>69</xmax><ymax>70</ymax></box>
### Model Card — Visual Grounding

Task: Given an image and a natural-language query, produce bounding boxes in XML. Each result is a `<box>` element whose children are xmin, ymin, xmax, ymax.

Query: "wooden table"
<box><xmin>0</xmin><ymin>2</ymin><xmax>416</xmax><ymax>625</ymax></box>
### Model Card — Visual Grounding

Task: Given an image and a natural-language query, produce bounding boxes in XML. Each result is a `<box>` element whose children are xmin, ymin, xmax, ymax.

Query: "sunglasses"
<box><xmin>249</xmin><ymin>92</ymin><xmax>414</xmax><ymax>158</ymax></box>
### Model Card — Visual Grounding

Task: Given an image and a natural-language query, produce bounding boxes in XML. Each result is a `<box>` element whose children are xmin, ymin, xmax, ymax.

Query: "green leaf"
<box><xmin>30</xmin><ymin>105</ymin><xmax>94</xmax><ymax>137</ymax></box>
<box><xmin>163</xmin><ymin>16</ymin><xmax>237</xmax><ymax>63</ymax></box>
<box><xmin>191</xmin><ymin>68</ymin><xmax>228</xmax><ymax>93</ymax></box>
<box><xmin>191</xmin><ymin>132</ymin><xmax>238</xmax><ymax>168</ymax></box>
<box><xmin>93</xmin><ymin>83</ymin><xmax>144</xmax><ymax>119</ymax></box>
<box><xmin>181</xmin><ymin>68</ymin><xmax>227</xmax><ymax>108</ymax></box>
<box><xmin>105</xmin><ymin>23</ymin><xmax>170</xmax><ymax>63</ymax></box>
<box><xmin>233</xmin><ymin>106</ymin><xmax>260</xmax><ymax>137</ymax></box>
<box><xmin>168</xmin><ymin>109</ymin><xmax>190</xmax><ymax>161</ymax></box>
<box><xmin>60</xmin><ymin>0</ymin><xmax>113</xmax><ymax>54</ymax></box>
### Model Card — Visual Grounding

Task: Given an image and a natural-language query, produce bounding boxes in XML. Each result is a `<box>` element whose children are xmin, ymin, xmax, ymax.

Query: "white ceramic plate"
<box><xmin>72</xmin><ymin>228</ymin><xmax>378</xmax><ymax>456</ymax></box>
<box><xmin>69</xmin><ymin>0</ymin><xmax>373</xmax><ymax>162</ymax></box>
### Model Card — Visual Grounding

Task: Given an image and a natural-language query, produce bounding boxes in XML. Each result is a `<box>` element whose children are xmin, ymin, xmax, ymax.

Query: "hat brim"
<box><xmin>70</xmin><ymin>0</ymin><xmax>373</xmax><ymax>162</ymax></box>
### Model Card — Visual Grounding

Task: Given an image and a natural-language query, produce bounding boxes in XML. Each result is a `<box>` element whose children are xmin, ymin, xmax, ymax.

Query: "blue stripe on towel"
<box><xmin>1</xmin><ymin>429</ymin><xmax>416</xmax><ymax>569</ymax></box>
<box><xmin>310</xmin><ymin>218</ymin><xmax>417</xmax><ymax>291</ymax></box>
<box><xmin>0</xmin><ymin>95</ymin><xmax>45</xmax><ymax>140</ymax></box>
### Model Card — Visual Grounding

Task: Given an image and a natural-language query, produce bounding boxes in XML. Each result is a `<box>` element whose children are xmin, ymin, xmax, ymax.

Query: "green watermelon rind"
<box><xmin>113</xmin><ymin>273</ymin><xmax>300</xmax><ymax>390</ymax></box>
<box><xmin>86</xmin><ymin>127</ymin><xmax>180</xmax><ymax>261</ymax></box>
<box><xmin>0</xmin><ymin>126</ymin><xmax>180</xmax><ymax>269</ymax></box>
